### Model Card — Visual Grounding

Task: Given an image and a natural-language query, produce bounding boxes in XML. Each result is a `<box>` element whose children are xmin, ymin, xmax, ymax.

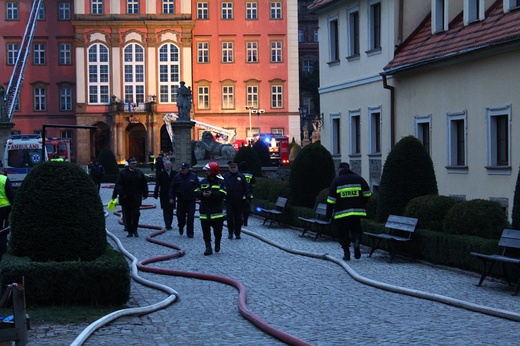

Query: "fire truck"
<box><xmin>45</xmin><ymin>138</ymin><xmax>72</xmax><ymax>161</ymax></box>
<box><xmin>253</xmin><ymin>133</ymin><xmax>290</xmax><ymax>166</ymax></box>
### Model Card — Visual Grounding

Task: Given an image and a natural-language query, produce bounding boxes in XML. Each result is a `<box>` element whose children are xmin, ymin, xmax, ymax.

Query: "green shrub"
<box><xmin>233</xmin><ymin>145</ymin><xmax>262</xmax><ymax>178</ymax></box>
<box><xmin>252</xmin><ymin>140</ymin><xmax>272</xmax><ymax>167</ymax></box>
<box><xmin>9</xmin><ymin>161</ymin><xmax>107</xmax><ymax>262</ymax></box>
<box><xmin>98</xmin><ymin>147</ymin><xmax>119</xmax><ymax>175</ymax></box>
<box><xmin>377</xmin><ymin>135</ymin><xmax>438</xmax><ymax>222</ymax></box>
<box><xmin>443</xmin><ymin>199</ymin><xmax>509</xmax><ymax>239</ymax></box>
<box><xmin>365</xmin><ymin>193</ymin><xmax>378</xmax><ymax>220</ymax></box>
<box><xmin>315</xmin><ymin>187</ymin><xmax>329</xmax><ymax>206</ymax></box>
<box><xmin>254</xmin><ymin>177</ymin><xmax>289</xmax><ymax>202</ymax></box>
<box><xmin>404</xmin><ymin>195</ymin><xmax>456</xmax><ymax>232</ymax></box>
<box><xmin>288</xmin><ymin>142</ymin><xmax>335</xmax><ymax>208</ymax></box>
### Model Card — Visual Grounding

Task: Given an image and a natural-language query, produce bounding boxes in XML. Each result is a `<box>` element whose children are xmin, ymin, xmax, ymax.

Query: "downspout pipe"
<box><xmin>381</xmin><ymin>73</ymin><xmax>395</xmax><ymax>147</ymax></box>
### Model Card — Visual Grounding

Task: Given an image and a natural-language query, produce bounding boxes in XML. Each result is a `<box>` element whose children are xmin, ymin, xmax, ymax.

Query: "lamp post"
<box><xmin>256</xmin><ymin>109</ymin><xmax>265</xmax><ymax>134</ymax></box>
<box><xmin>246</xmin><ymin>106</ymin><xmax>253</xmax><ymax>136</ymax></box>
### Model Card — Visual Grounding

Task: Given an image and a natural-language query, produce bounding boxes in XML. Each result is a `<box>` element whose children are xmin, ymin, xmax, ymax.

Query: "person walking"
<box><xmin>154</xmin><ymin>160</ymin><xmax>177</xmax><ymax>230</ymax></box>
<box><xmin>155</xmin><ymin>152</ymin><xmax>165</xmax><ymax>175</ymax></box>
<box><xmin>0</xmin><ymin>175</ymin><xmax>14</xmax><ymax>261</ymax></box>
<box><xmin>169</xmin><ymin>162</ymin><xmax>199</xmax><ymax>238</ymax></box>
<box><xmin>112</xmin><ymin>157</ymin><xmax>149</xmax><ymax>237</ymax></box>
<box><xmin>238</xmin><ymin>161</ymin><xmax>255</xmax><ymax>227</ymax></box>
<box><xmin>224</xmin><ymin>161</ymin><xmax>250</xmax><ymax>239</ymax></box>
<box><xmin>326</xmin><ymin>162</ymin><xmax>371</xmax><ymax>260</ymax></box>
<box><xmin>89</xmin><ymin>159</ymin><xmax>105</xmax><ymax>191</ymax></box>
<box><xmin>195</xmin><ymin>162</ymin><xmax>226</xmax><ymax>255</ymax></box>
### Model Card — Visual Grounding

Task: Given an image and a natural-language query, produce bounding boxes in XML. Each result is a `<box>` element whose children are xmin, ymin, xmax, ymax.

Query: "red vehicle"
<box><xmin>45</xmin><ymin>138</ymin><xmax>71</xmax><ymax>161</ymax></box>
<box><xmin>253</xmin><ymin>133</ymin><xmax>289</xmax><ymax>166</ymax></box>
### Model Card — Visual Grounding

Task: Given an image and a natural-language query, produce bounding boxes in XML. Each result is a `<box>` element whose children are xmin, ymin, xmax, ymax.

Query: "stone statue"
<box><xmin>193</xmin><ymin>131</ymin><xmax>236</xmax><ymax>161</ymax></box>
<box><xmin>177</xmin><ymin>81</ymin><xmax>192</xmax><ymax>120</ymax></box>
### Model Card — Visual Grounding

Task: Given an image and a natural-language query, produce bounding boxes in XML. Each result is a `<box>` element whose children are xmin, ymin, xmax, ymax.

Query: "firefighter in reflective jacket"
<box><xmin>195</xmin><ymin>162</ymin><xmax>227</xmax><ymax>256</ymax></box>
<box><xmin>326</xmin><ymin>162</ymin><xmax>371</xmax><ymax>261</ymax></box>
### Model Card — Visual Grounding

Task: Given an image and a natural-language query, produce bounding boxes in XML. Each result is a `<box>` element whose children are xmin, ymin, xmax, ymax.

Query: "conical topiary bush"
<box><xmin>9</xmin><ymin>161</ymin><xmax>107</xmax><ymax>262</ymax></box>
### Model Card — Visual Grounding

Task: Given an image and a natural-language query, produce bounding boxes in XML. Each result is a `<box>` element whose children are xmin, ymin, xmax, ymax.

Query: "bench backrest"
<box><xmin>275</xmin><ymin>197</ymin><xmax>288</xmax><ymax>210</ymax></box>
<box><xmin>498</xmin><ymin>229</ymin><xmax>520</xmax><ymax>257</ymax></box>
<box><xmin>314</xmin><ymin>203</ymin><xmax>329</xmax><ymax>220</ymax></box>
<box><xmin>385</xmin><ymin>215</ymin><xmax>418</xmax><ymax>239</ymax></box>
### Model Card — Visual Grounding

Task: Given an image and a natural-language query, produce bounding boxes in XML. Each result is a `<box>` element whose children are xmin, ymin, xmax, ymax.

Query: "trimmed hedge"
<box><xmin>404</xmin><ymin>195</ymin><xmax>456</xmax><ymax>232</ymax></box>
<box><xmin>0</xmin><ymin>248</ymin><xmax>130</xmax><ymax>306</ymax></box>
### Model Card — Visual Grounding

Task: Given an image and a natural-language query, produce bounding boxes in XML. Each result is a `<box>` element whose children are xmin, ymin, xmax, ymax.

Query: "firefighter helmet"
<box><xmin>203</xmin><ymin>161</ymin><xmax>221</xmax><ymax>176</ymax></box>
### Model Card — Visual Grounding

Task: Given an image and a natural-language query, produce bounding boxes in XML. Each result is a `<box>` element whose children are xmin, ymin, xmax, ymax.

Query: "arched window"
<box><xmin>158</xmin><ymin>43</ymin><xmax>180</xmax><ymax>103</ymax></box>
<box><xmin>123</xmin><ymin>43</ymin><xmax>145</xmax><ymax>106</ymax></box>
<box><xmin>87</xmin><ymin>43</ymin><xmax>110</xmax><ymax>104</ymax></box>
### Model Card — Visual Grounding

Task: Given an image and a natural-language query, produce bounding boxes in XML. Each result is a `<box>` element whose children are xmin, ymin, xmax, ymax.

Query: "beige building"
<box><xmin>310</xmin><ymin>0</ymin><xmax>520</xmax><ymax>219</ymax></box>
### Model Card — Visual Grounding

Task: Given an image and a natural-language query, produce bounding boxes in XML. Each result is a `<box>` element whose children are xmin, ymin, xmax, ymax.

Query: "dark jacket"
<box><xmin>223</xmin><ymin>171</ymin><xmax>250</xmax><ymax>205</ymax></box>
<box><xmin>154</xmin><ymin>169</ymin><xmax>177</xmax><ymax>209</ymax></box>
<box><xmin>112</xmin><ymin>167</ymin><xmax>149</xmax><ymax>207</ymax></box>
<box><xmin>326</xmin><ymin>169</ymin><xmax>371</xmax><ymax>220</ymax></box>
<box><xmin>195</xmin><ymin>176</ymin><xmax>226</xmax><ymax>219</ymax></box>
<box><xmin>90</xmin><ymin>163</ymin><xmax>105</xmax><ymax>178</ymax></box>
<box><xmin>238</xmin><ymin>169</ymin><xmax>255</xmax><ymax>198</ymax></box>
<box><xmin>169</xmin><ymin>170</ymin><xmax>199</xmax><ymax>201</ymax></box>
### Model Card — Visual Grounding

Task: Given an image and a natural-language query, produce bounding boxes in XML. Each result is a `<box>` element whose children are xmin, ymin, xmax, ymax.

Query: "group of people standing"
<box><xmin>111</xmin><ymin>157</ymin><xmax>255</xmax><ymax>256</ymax></box>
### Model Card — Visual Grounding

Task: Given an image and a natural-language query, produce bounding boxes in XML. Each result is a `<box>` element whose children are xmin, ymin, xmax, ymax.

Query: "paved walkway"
<box><xmin>28</xmin><ymin>183</ymin><xmax>520</xmax><ymax>345</ymax></box>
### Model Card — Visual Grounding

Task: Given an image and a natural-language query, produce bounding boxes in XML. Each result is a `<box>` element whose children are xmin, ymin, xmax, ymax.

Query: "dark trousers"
<box><xmin>201</xmin><ymin>218</ymin><xmax>223</xmax><ymax>245</ymax></box>
<box><xmin>226</xmin><ymin>203</ymin><xmax>243</xmax><ymax>236</ymax></box>
<box><xmin>336</xmin><ymin>216</ymin><xmax>362</xmax><ymax>250</ymax></box>
<box><xmin>122</xmin><ymin>203</ymin><xmax>141</xmax><ymax>234</ymax></box>
<box><xmin>162</xmin><ymin>206</ymin><xmax>174</xmax><ymax>229</ymax></box>
<box><xmin>177</xmin><ymin>199</ymin><xmax>196</xmax><ymax>237</ymax></box>
<box><xmin>242</xmin><ymin>202</ymin><xmax>251</xmax><ymax>225</ymax></box>
<box><xmin>0</xmin><ymin>206</ymin><xmax>11</xmax><ymax>261</ymax></box>
<box><xmin>93</xmin><ymin>176</ymin><xmax>102</xmax><ymax>191</ymax></box>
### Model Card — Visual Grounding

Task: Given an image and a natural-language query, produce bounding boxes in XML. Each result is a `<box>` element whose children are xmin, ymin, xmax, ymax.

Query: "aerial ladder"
<box><xmin>1</xmin><ymin>0</ymin><xmax>43</xmax><ymax>122</ymax></box>
<box><xmin>163</xmin><ymin>113</ymin><xmax>237</xmax><ymax>144</ymax></box>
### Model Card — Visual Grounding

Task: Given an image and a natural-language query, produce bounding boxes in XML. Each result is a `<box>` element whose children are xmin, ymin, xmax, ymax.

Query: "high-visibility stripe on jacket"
<box><xmin>326</xmin><ymin>171</ymin><xmax>371</xmax><ymax>220</ymax></box>
<box><xmin>0</xmin><ymin>175</ymin><xmax>10</xmax><ymax>208</ymax></box>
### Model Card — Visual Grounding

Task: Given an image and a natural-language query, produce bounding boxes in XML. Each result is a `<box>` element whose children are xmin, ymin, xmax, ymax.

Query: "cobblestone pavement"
<box><xmin>27</xmin><ymin>183</ymin><xmax>520</xmax><ymax>345</ymax></box>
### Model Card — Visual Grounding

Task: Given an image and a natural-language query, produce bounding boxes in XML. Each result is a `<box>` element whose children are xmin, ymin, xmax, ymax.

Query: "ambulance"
<box><xmin>2</xmin><ymin>134</ymin><xmax>48</xmax><ymax>188</ymax></box>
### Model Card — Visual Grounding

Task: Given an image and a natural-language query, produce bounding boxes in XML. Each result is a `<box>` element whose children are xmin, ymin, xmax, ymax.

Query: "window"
<box><xmin>221</xmin><ymin>2</ymin><xmax>233</xmax><ymax>19</ymax></box>
<box><xmin>270</xmin><ymin>2</ymin><xmax>282</xmax><ymax>19</ymax></box>
<box><xmin>60</xmin><ymin>86</ymin><xmax>73</xmax><ymax>111</ymax></box>
<box><xmin>37</xmin><ymin>3</ymin><xmax>45</xmax><ymax>20</ymax></box>
<box><xmin>124</xmin><ymin>44</ymin><xmax>145</xmax><ymax>106</ymax></box>
<box><xmin>7</xmin><ymin>2</ymin><xmax>19</xmax><ymax>20</ymax></box>
<box><xmin>347</xmin><ymin>6</ymin><xmax>360</xmax><ymax>57</ymax></box>
<box><xmin>128</xmin><ymin>0</ymin><xmax>139</xmax><ymax>14</ymax></box>
<box><xmin>369</xmin><ymin>107</ymin><xmax>381</xmax><ymax>154</ymax></box>
<box><xmin>87</xmin><ymin>44</ymin><xmax>110</xmax><ymax>104</ymax></box>
<box><xmin>92</xmin><ymin>0</ymin><xmax>103</xmax><ymax>14</ymax></box>
<box><xmin>271</xmin><ymin>128</ymin><xmax>284</xmax><ymax>135</ymax></box>
<box><xmin>197</xmin><ymin>42</ymin><xmax>209</xmax><ymax>63</ymax></box>
<box><xmin>246</xmin><ymin>2</ymin><xmax>257</xmax><ymax>19</ymax></box>
<box><xmin>61</xmin><ymin>130</ymin><xmax>73</xmax><ymax>139</ymax></box>
<box><xmin>14</xmin><ymin>94</ymin><xmax>20</xmax><ymax>112</ymax></box>
<box><xmin>246</xmin><ymin>42</ymin><xmax>258</xmax><ymax>63</ymax></box>
<box><xmin>303</xmin><ymin>60</ymin><xmax>314</xmax><ymax>73</ymax></box>
<box><xmin>59</xmin><ymin>43</ymin><xmax>72</xmax><ymax>65</ymax></box>
<box><xmin>58</xmin><ymin>2</ymin><xmax>71</xmax><ymax>20</ymax></box>
<box><xmin>271</xmin><ymin>85</ymin><xmax>283</xmax><ymax>108</ymax></box>
<box><xmin>328</xmin><ymin>17</ymin><xmax>339</xmax><ymax>63</ymax></box>
<box><xmin>33</xmin><ymin>43</ymin><xmax>46</xmax><ymax>65</ymax></box>
<box><xmin>314</xmin><ymin>28</ymin><xmax>319</xmax><ymax>42</ymax></box>
<box><xmin>198</xmin><ymin>86</ymin><xmax>209</xmax><ymax>109</ymax></box>
<box><xmin>465</xmin><ymin>0</ymin><xmax>483</xmax><ymax>24</ymax></box>
<box><xmin>222</xmin><ymin>86</ymin><xmax>234</xmax><ymax>109</ymax></box>
<box><xmin>349</xmin><ymin>110</ymin><xmax>361</xmax><ymax>155</ymax></box>
<box><xmin>7</xmin><ymin>43</ymin><xmax>19</xmax><ymax>65</ymax></box>
<box><xmin>415</xmin><ymin>114</ymin><xmax>431</xmax><ymax>155</ymax></box>
<box><xmin>222</xmin><ymin>42</ymin><xmax>234</xmax><ymax>63</ymax></box>
<box><xmin>505</xmin><ymin>0</ymin><xmax>520</xmax><ymax>11</ymax></box>
<box><xmin>163</xmin><ymin>0</ymin><xmax>174</xmax><ymax>14</ymax></box>
<box><xmin>487</xmin><ymin>105</ymin><xmax>511</xmax><ymax>170</ymax></box>
<box><xmin>34</xmin><ymin>87</ymin><xmax>46</xmax><ymax>111</ymax></box>
<box><xmin>368</xmin><ymin>1</ymin><xmax>381</xmax><ymax>51</ymax></box>
<box><xmin>433</xmin><ymin>0</ymin><xmax>447</xmax><ymax>33</ymax></box>
<box><xmin>447</xmin><ymin>111</ymin><xmax>467</xmax><ymax>168</ymax></box>
<box><xmin>197</xmin><ymin>2</ymin><xmax>209</xmax><ymax>19</ymax></box>
<box><xmin>270</xmin><ymin>41</ymin><xmax>282</xmax><ymax>63</ymax></box>
<box><xmin>159</xmin><ymin>44</ymin><xmax>180</xmax><ymax>103</ymax></box>
<box><xmin>331</xmin><ymin>115</ymin><xmax>341</xmax><ymax>155</ymax></box>
<box><xmin>298</xmin><ymin>29</ymin><xmax>304</xmax><ymax>43</ymax></box>
<box><xmin>246</xmin><ymin>86</ymin><xmax>259</xmax><ymax>108</ymax></box>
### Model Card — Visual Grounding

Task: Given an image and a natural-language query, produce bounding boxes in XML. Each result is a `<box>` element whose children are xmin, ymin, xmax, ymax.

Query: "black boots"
<box><xmin>204</xmin><ymin>241</ymin><xmax>213</xmax><ymax>256</ymax></box>
<box><xmin>353</xmin><ymin>239</ymin><xmax>361</xmax><ymax>259</ymax></box>
<box><xmin>343</xmin><ymin>248</ymin><xmax>350</xmax><ymax>261</ymax></box>
<box><xmin>215</xmin><ymin>240</ymin><xmax>220</xmax><ymax>253</ymax></box>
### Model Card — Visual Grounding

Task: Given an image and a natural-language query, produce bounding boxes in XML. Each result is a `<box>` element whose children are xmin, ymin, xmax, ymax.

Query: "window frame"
<box><xmin>246</xmin><ymin>2</ymin><xmax>258</xmax><ymax>20</ymax></box>
<box><xmin>127</xmin><ymin>0</ymin><xmax>139</xmax><ymax>14</ymax></box>
<box><xmin>34</xmin><ymin>86</ymin><xmax>47</xmax><ymax>111</ymax></box>
<box><xmin>92</xmin><ymin>0</ymin><xmax>104</xmax><ymax>15</ymax></box>
<box><xmin>221</xmin><ymin>2</ymin><xmax>233</xmax><ymax>20</ymax></box>
<box><xmin>446</xmin><ymin>111</ymin><xmax>467</xmax><ymax>172</ymax></box>
<box><xmin>197</xmin><ymin>2</ymin><xmax>209</xmax><ymax>19</ymax></box>
<box><xmin>415</xmin><ymin>114</ymin><xmax>432</xmax><ymax>156</ymax></box>
<box><xmin>246</xmin><ymin>85</ymin><xmax>259</xmax><ymax>108</ymax></box>
<box><xmin>432</xmin><ymin>0</ymin><xmax>448</xmax><ymax>33</ymax></box>
<box><xmin>87</xmin><ymin>43</ymin><xmax>110</xmax><ymax>105</ymax></box>
<box><xmin>270</xmin><ymin>41</ymin><xmax>283</xmax><ymax>63</ymax></box>
<box><xmin>7</xmin><ymin>43</ymin><xmax>19</xmax><ymax>65</ymax></box>
<box><xmin>270</xmin><ymin>2</ymin><xmax>282</xmax><ymax>20</ymax></box>
<box><xmin>58</xmin><ymin>2</ymin><xmax>71</xmax><ymax>20</ymax></box>
<box><xmin>163</xmin><ymin>0</ymin><xmax>174</xmax><ymax>14</ymax></box>
<box><xmin>331</xmin><ymin>114</ymin><xmax>341</xmax><ymax>156</ymax></box>
<box><xmin>246</xmin><ymin>41</ymin><xmax>258</xmax><ymax>63</ymax></box>
<box><xmin>7</xmin><ymin>2</ymin><xmax>19</xmax><ymax>20</ymax></box>
<box><xmin>59</xmin><ymin>43</ymin><xmax>72</xmax><ymax>65</ymax></box>
<box><xmin>349</xmin><ymin>109</ymin><xmax>361</xmax><ymax>156</ymax></box>
<box><xmin>347</xmin><ymin>5</ymin><xmax>360</xmax><ymax>59</ymax></box>
<box><xmin>197</xmin><ymin>42</ymin><xmax>210</xmax><ymax>63</ymax></box>
<box><xmin>33</xmin><ymin>43</ymin><xmax>46</xmax><ymax>65</ymax></box>
<box><xmin>197</xmin><ymin>86</ymin><xmax>210</xmax><ymax>110</ymax></box>
<box><xmin>327</xmin><ymin>15</ymin><xmax>339</xmax><ymax>63</ymax></box>
<box><xmin>158</xmin><ymin>43</ymin><xmax>180</xmax><ymax>104</ymax></box>
<box><xmin>271</xmin><ymin>85</ymin><xmax>283</xmax><ymax>109</ymax></box>
<box><xmin>59</xmin><ymin>86</ymin><xmax>73</xmax><ymax>111</ymax></box>
<box><xmin>368</xmin><ymin>106</ymin><xmax>381</xmax><ymax>155</ymax></box>
<box><xmin>123</xmin><ymin>43</ymin><xmax>145</xmax><ymax>107</ymax></box>
<box><xmin>367</xmin><ymin>0</ymin><xmax>381</xmax><ymax>53</ymax></box>
<box><xmin>222</xmin><ymin>41</ymin><xmax>234</xmax><ymax>63</ymax></box>
<box><xmin>222</xmin><ymin>85</ymin><xmax>235</xmax><ymax>109</ymax></box>
<box><xmin>486</xmin><ymin>105</ymin><xmax>511</xmax><ymax>174</ymax></box>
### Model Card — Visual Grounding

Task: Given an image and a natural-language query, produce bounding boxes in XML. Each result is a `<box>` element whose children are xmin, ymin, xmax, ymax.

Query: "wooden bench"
<box><xmin>365</xmin><ymin>215</ymin><xmax>418</xmax><ymax>262</ymax></box>
<box><xmin>299</xmin><ymin>203</ymin><xmax>331</xmax><ymax>241</ymax></box>
<box><xmin>470</xmin><ymin>229</ymin><xmax>520</xmax><ymax>295</ymax></box>
<box><xmin>0</xmin><ymin>283</ymin><xmax>29</xmax><ymax>346</ymax></box>
<box><xmin>260</xmin><ymin>197</ymin><xmax>287</xmax><ymax>227</ymax></box>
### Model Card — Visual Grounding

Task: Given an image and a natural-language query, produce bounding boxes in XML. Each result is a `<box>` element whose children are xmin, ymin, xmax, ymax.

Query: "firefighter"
<box><xmin>0</xmin><ymin>175</ymin><xmax>14</xmax><ymax>261</ymax></box>
<box><xmin>326</xmin><ymin>162</ymin><xmax>371</xmax><ymax>261</ymax></box>
<box><xmin>195</xmin><ymin>162</ymin><xmax>226</xmax><ymax>255</ymax></box>
<box><xmin>238</xmin><ymin>161</ymin><xmax>255</xmax><ymax>226</ymax></box>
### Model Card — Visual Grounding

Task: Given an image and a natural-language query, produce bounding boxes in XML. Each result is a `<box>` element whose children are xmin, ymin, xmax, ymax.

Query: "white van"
<box><xmin>2</xmin><ymin>134</ymin><xmax>48</xmax><ymax>188</ymax></box>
